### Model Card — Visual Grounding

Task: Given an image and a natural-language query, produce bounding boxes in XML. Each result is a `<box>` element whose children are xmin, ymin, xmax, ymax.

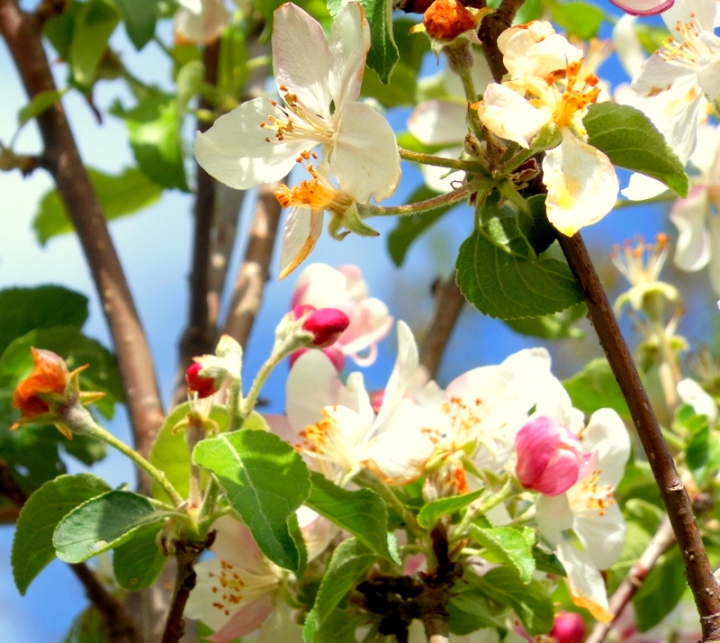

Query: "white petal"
<box><xmin>476</xmin><ymin>84</ymin><xmax>551</xmax><ymax>148</ymax></box>
<box><xmin>671</xmin><ymin>188</ymin><xmax>712</xmax><ymax>272</ymax></box>
<box><xmin>613</xmin><ymin>16</ymin><xmax>645</xmax><ymax>78</ymax></box>
<box><xmin>419</xmin><ymin>146</ymin><xmax>465</xmax><ymax>193</ymax></box>
<box><xmin>501</xmin><ymin>24</ymin><xmax>583</xmax><ymax>78</ymax></box>
<box><xmin>331</xmin><ymin>101</ymin><xmax>400</xmax><ymax>202</ymax></box>
<box><xmin>622</xmin><ymin>172</ymin><xmax>668</xmax><ymax>200</ymax></box>
<box><xmin>677</xmin><ymin>378</ymin><xmax>718</xmax><ymax>424</ymax></box>
<box><xmin>286</xmin><ymin>350</ymin><xmax>344</xmax><ymax>431</ymax></box>
<box><xmin>174</xmin><ymin>0</ymin><xmax>229</xmax><ymax>44</ymax></box>
<box><xmin>582</xmin><ymin>408</ymin><xmax>630</xmax><ymax>488</ymax></box>
<box><xmin>697</xmin><ymin>50</ymin><xmax>720</xmax><ymax>99</ymax></box>
<box><xmin>194</xmin><ymin>98</ymin><xmax>309</xmax><ymax>189</ymax></box>
<box><xmin>408</xmin><ymin>100</ymin><xmax>468</xmax><ymax>146</ymax></box>
<box><xmin>272</xmin><ymin>3</ymin><xmax>332</xmax><ymax>117</ymax></box>
<box><xmin>709</xmin><ymin>215</ymin><xmax>720</xmax><ymax>295</ymax></box>
<box><xmin>328</xmin><ymin>2</ymin><xmax>370</xmax><ymax>109</ymax></box>
<box><xmin>536</xmin><ymin>493</ymin><xmax>574</xmax><ymax>547</ymax></box>
<box><xmin>542</xmin><ymin>130</ymin><xmax>618</xmax><ymax>236</ymax></box>
<box><xmin>662</xmin><ymin>0</ymin><xmax>716</xmax><ymax>34</ymax></box>
<box><xmin>210</xmin><ymin>516</ymin><xmax>266</xmax><ymax>572</ymax></box>
<box><xmin>632</xmin><ymin>55</ymin><xmax>696</xmax><ymax>98</ymax></box>
<box><xmin>555</xmin><ymin>542</ymin><xmax>612</xmax><ymax>623</ymax></box>
<box><xmin>279</xmin><ymin>208</ymin><xmax>324</xmax><ymax>280</ymax></box>
<box><xmin>573</xmin><ymin>502</ymin><xmax>626</xmax><ymax>570</ymax></box>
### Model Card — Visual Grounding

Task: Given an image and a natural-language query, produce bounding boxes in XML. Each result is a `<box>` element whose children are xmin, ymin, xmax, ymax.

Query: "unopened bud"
<box><xmin>550</xmin><ymin>611</ymin><xmax>586</xmax><ymax>643</ymax></box>
<box><xmin>185</xmin><ymin>362</ymin><xmax>218</xmax><ymax>399</ymax></box>
<box><xmin>302</xmin><ymin>308</ymin><xmax>350</xmax><ymax>348</ymax></box>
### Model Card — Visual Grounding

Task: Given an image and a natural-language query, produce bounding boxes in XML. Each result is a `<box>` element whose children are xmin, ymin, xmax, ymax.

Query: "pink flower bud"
<box><xmin>551</xmin><ymin>611</ymin><xmax>586</xmax><ymax>643</ymax></box>
<box><xmin>185</xmin><ymin>362</ymin><xmax>217</xmax><ymax>398</ymax></box>
<box><xmin>302</xmin><ymin>308</ymin><xmax>350</xmax><ymax>348</ymax></box>
<box><xmin>515</xmin><ymin>416</ymin><xmax>587</xmax><ymax>496</ymax></box>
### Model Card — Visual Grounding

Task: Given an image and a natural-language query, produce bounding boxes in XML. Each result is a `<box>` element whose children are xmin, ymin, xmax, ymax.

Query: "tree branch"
<box><xmin>222</xmin><ymin>180</ymin><xmax>284</xmax><ymax>347</ymax></box>
<box><xmin>586</xmin><ymin>515</ymin><xmax>675</xmax><ymax>643</ymax></box>
<box><xmin>557</xmin><ymin>232</ymin><xmax>720</xmax><ymax>642</ymax></box>
<box><xmin>418</xmin><ymin>277</ymin><xmax>465</xmax><ymax>383</ymax></box>
<box><xmin>0</xmin><ymin>1</ymin><xmax>163</xmax><ymax>487</ymax></box>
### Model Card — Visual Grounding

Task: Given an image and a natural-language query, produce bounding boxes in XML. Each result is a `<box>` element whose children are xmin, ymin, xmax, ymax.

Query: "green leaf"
<box><xmin>0</xmin><ymin>326</ymin><xmax>123</xmax><ymax>419</ymax></box>
<box><xmin>306</xmin><ymin>471</ymin><xmax>392</xmax><ymax>560</ymax></box>
<box><xmin>176</xmin><ymin>60</ymin><xmax>205</xmax><ymax>116</ymax></box>
<box><xmin>456</xmin><ymin>228</ymin><xmax>582</xmax><ymax>319</ymax></box>
<box><xmin>448</xmin><ymin>586</ymin><xmax>504</xmax><ymax>635</ymax></box>
<box><xmin>114</xmin><ymin>0</ymin><xmax>158</xmax><ymax>50</ymax></box>
<box><xmin>44</xmin><ymin>1</ymin><xmax>83</xmax><ymax>61</ymax></box>
<box><xmin>33</xmin><ymin>166</ymin><xmax>163</xmax><ymax>245</ymax></box>
<box><xmin>563</xmin><ymin>358</ymin><xmax>630</xmax><ymax>419</ymax></box>
<box><xmin>63</xmin><ymin>605</ymin><xmax>107</xmax><ymax>643</ymax></box>
<box><xmin>113</xmin><ymin>522</ymin><xmax>167</xmax><ymax>590</ymax></box>
<box><xmin>470</xmin><ymin>566</ymin><xmax>554</xmax><ymax>635</ymax></box>
<box><xmin>416</xmin><ymin>489</ymin><xmax>484</xmax><ymax>529</ymax></box>
<box><xmin>315</xmin><ymin>609</ymin><xmax>367</xmax><ymax>643</ymax></box>
<box><xmin>12</xmin><ymin>473</ymin><xmax>110</xmax><ymax>594</ymax></box>
<box><xmin>0</xmin><ymin>286</ymin><xmax>88</xmax><ymax>355</ymax></box>
<box><xmin>148</xmin><ymin>401</ymin><xmax>229</xmax><ymax>503</ymax></box>
<box><xmin>387</xmin><ymin>185</ymin><xmax>459</xmax><ymax>266</ymax></box>
<box><xmin>469</xmin><ymin>525</ymin><xmax>536</xmax><ymax>583</ymax></box>
<box><xmin>121</xmin><ymin>93</ymin><xmax>189</xmax><ymax>191</ymax></box>
<box><xmin>531</xmin><ymin>546</ymin><xmax>566</xmax><ymax>577</ymax></box>
<box><xmin>313</xmin><ymin>538</ymin><xmax>377</xmax><ymax>628</ymax></box>
<box><xmin>683</xmin><ymin>414</ymin><xmax>720</xmax><ymax>487</ymax></box>
<box><xmin>193</xmin><ymin>430</ymin><xmax>311</xmax><ymax>571</ymax></box>
<box><xmin>53</xmin><ymin>490</ymin><xmax>160</xmax><ymax>563</ymax></box>
<box><xmin>504</xmin><ymin>304</ymin><xmax>586</xmax><ymax>340</ymax></box>
<box><xmin>584</xmin><ymin>103</ymin><xmax>688</xmax><ymax>197</ymax></box>
<box><xmin>549</xmin><ymin>1</ymin><xmax>605</xmax><ymax>40</ymax></box>
<box><xmin>633</xmin><ymin>549</ymin><xmax>687</xmax><ymax>631</ymax></box>
<box><xmin>70</xmin><ymin>0</ymin><xmax>120</xmax><ymax>87</ymax></box>
<box><xmin>328</xmin><ymin>0</ymin><xmax>398</xmax><ymax>83</ymax></box>
<box><xmin>17</xmin><ymin>90</ymin><xmax>66</xmax><ymax>128</ymax></box>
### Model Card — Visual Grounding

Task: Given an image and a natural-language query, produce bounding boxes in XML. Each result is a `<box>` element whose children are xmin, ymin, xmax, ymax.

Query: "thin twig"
<box><xmin>418</xmin><ymin>278</ymin><xmax>465</xmax><ymax>383</ymax></box>
<box><xmin>222</xmin><ymin>180</ymin><xmax>284</xmax><ymax>347</ymax></box>
<box><xmin>160</xmin><ymin>536</ymin><xmax>213</xmax><ymax>643</ymax></box>
<box><xmin>586</xmin><ymin>516</ymin><xmax>675</xmax><ymax>643</ymax></box>
<box><xmin>0</xmin><ymin>1</ymin><xmax>164</xmax><ymax>484</ymax></box>
<box><xmin>558</xmin><ymin>232</ymin><xmax>720</xmax><ymax>642</ymax></box>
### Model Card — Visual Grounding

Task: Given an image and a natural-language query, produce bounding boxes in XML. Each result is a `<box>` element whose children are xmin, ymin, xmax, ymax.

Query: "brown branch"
<box><xmin>161</xmin><ymin>536</ymin><xmax>213</xmax><ymax>643</ymax></box>
<box><xmin>557</xmin><ymin>232</ymin><xmax>720</xmax><ymax>642</ymax></box>
<box><xmin>0</xmin><ymin>1</ymin><xmax>163</xmax><ymax>488</ymax></box>
<box><xmin>222</xmin><ymin>180</ymin><xmax>284</xmax><ymax>347</ymax></box>
<box><xmin>586</xmin><ymin>515</ymin><xmax>675</xmax><ymax>643</ymax></box>
<box><xmin>418</xmin><ymin>278</ymin><xmax>465</xmax><ymax>383</ymax></box>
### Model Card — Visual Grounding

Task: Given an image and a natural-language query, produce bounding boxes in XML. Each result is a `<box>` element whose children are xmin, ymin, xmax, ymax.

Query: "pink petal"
<box><xmin>206</xmin><ymin>594</ymin><xmax>274</xmax><ymax>642</ymax></box>
<box><xmin>608</xmin><ymin>0</ymin><xmax>674</xmax><ymax>15</ymax></box>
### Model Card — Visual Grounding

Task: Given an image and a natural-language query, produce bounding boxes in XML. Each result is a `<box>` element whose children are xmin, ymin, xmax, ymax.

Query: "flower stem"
<box><xmin>67</xmin><ymin>406</ymin><xmax>184</xmax><ymax>507</ymax></box>
<box><xmin>361</xmin><ymin>181</ymin><xmax>486</xmax><ymax>218</ymax></box>
<box><xmin>399</xmin><ymin>147</ymin><xmax>480</xmax><ymax>171</ymax></box>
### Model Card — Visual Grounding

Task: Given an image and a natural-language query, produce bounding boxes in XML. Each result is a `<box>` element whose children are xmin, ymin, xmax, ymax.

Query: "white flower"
<box><xmin>669</xmin><ymin>123</ymin><xmax>720</xmax><ymax>292</ymax></box>
<box><xmin>677</xmin><ymin>377</ymin><xmax>718</xmax><ymax>423</ymax></box>
<box><xmin>194</xmin><ymin>2</ymin><xmax>400</xmax><ymax>204</ymax></box>
<box><xmin>475</xmin><ymin>31</ymin><xmax>619</xmax><ymax>235</ymax></box>
<box><xmin>174</xmin><ymin>0</ymin><xmax>230</xmax><ymax>44</ymax></box>
<box><xmin>291</xmin><ymin>263</ymin><xmax>393</xmax><ymax>366</ymax></box>
<box><xmin>284</xmin><ymin>321</ymin><xmax>435</xmax><ymax>485</ymax></box>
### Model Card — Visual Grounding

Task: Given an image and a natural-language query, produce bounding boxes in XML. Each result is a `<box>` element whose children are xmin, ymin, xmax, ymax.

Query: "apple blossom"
<box><xmin>474</xmin><ymin>25</ymin><xmax>619</xmax><ymax>235</ymax></box>
<box><xmin>290</xmin><ymin>263</ymin><xmax>393</xmax><ymax>366</ymax></box>
<box><xmin>174</xmin><ymin>0</ymin><xmax>230</xmax><ymax>44</ymax></box>
<box><xmin>194</xmin><ymin>3</ymin><xmax>400</xmax><ymax>279</ymax></box>
<box><xmin>284</xmin><ymin>321</ymin><xmax>435</xmax><ymax>485</ymax></box>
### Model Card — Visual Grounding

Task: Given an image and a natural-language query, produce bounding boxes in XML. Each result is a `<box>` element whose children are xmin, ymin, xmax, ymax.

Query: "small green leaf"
<box><xmin>0</xmin><ymin>286</ymin><xmax>88</xmax><ymax>355</ymax></box>
<box><xmin>416</xmin><ymin>489</ymin><xmax>484</xmax><ymax>529</ymax></box>
<box><xmin>176</xmin><ymin>60</ymin><xmax>205</xmax><ymax>115</ymax></box>
<box><xmin>306</xmin><ymin>471</ymin><xmax>392</xmax><ymax>560</ymax></box>
<box><xmin>448</xmin><ymin>586</ymin><xmax>504</xmax><ymax>634</ymax></box>
<box><xmin>70</xmin><ymin>0</ymin><xmax>120</xmax><ymax>87</ymax></box>
<box><xmin>113</xmin><ymin>522</ymin><xmax>167</xmax><ymax>591</ymax></box>
<box><xmin>315</xmin><ymin>609</ymin><xmax>367</xmax><ymax>643</ymax></box>
<box><xmin>149</xmin><ymin>401</ymin><xmax>229</xmax><ymax>503</ymax></box>
<box><xmin>328</xmin><ymin>0</ymin><xmax>398</xmax><ymax>83</ymax></box>
<box><xmin>17</xmin><ymin>90</ymin><xmax>66</xmax><ymax>128</ymax></box>
<box><xmin>114</xmin><ymin>0</ymin><xmax>158</xmax><ymax>50</ymax></box>
<box><xmin>549</xmin><ymin>1</ymin><xmax>605</xmax><ymax>40</ymax></box>
<box><xmin>63</xmin><ymin>605</ymin><xmax>107</xmax><ymax>643</ymax></box>
<box><xmin>193</xmin><ymin>430</ymin><xmax>311</xmax><ymax>571</ymax></box>
<box><xmin>33</xmin><ymin>167</ymin><xmax>162</xmax><ymax>245</ymax></box>
<box><xmin>122</xmin><ymin>93</ymin><xmax>189</xmax><ymax>191</ymax></box>
<box><xmin>456</xmin><ymin>229</ymin><xmax>582</xmax><ymax>319</ymax></box>
<box><xmin>633</xmin><ymin>548</ymin><xmax>687</xmax><ymax>631</ymax></box>
<box><xmin>387</xmin><ymin>185</ymin><xmax>459</xmax><ymax>266</ymax></box>
<box><xmin>469</xmin><ymin>525</ymin><xmax>536</xmax><ymax>583</ymax></box>
<box><xmin>53</xmin><ymin>490</ymin><xmax>159</xmax><ymax>563</ymax></box>
<box><xmin>531</xmin><ymin>546</ymin><xmax>566</xmax><ymax>577</ymax></box>
<box><xmin>470</xmin><ymin>566</ymin><xmax>554</xmax><ymax>635</ymax></box>
<box><xmin>12</xmin><ymin>473</ymin><xmax>110</xmax><ymax>594</ymax></box>
<box><xmin>584</xmin><ymin>103</ymin><xmax>688</xmax><ymax>197</ymax></box>
<box><xmin>314</xmin><ymin>538</ymin><xmax>377</xmax><ymax>628</ymax></box>
<box><xmin>563</xmin><ymin>358</ymin><xmax>630</xmax><ymax>418</ymax></box>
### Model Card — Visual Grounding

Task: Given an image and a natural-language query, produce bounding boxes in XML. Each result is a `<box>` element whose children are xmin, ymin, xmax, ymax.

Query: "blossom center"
<box><xmin>206</xmin><ymin>560</ymin><xmax>279</xmax><ymax>618</ymax></box>
<box><xmin>572</xmin><ymin>469</ymin><xmax>615</xmax><ymax>517</ymax></box>
<box><xmin>261</xmin><ymin>86</ymin><xmax>335</xmax><ymax>146</ymax></box>
<box><xmin>275</xmin><ymin>165</ymin><xmax>353</xmax><ymax>214</ymax></box>
<box><xmin>544</xmin><ymin>61</ymin><xmax>600</xmax><ymax>129</ymax></box>
<box><xmin>298</xmin><ymin>407</ymin><xmax>358</xmax><ymax>474</ymax></box>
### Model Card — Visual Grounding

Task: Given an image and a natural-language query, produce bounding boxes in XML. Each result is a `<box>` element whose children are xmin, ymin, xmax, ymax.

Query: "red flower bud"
<box><xmin>550</xmin><ymin>611</ymin><xmax>586</xmax><ymax>643</ymax></box>
<box><xmin>423</xmin><ymin>0</ymin><xmax>478</xmax><ymax>41</ymax></box>
<box><xmin>12</xmin><ymin>348</ymin><xmax>70</xmax><ymax>421</ymax></box>
<box><xmin>186</xmin><ymin>362</ymin><xmax>217</xmax><ymax>398</ymax></box>
<box><xmin>302</xmin><ymin>308</ymin><xmax>350</xmax><ymax>348</ymax></box>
